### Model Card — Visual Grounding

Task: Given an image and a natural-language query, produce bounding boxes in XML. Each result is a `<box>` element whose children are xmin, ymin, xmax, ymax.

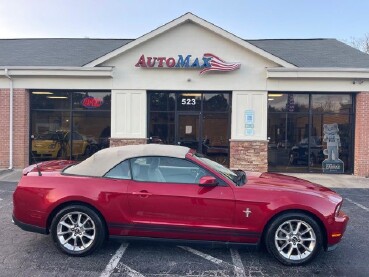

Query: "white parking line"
<box><xmin>346</xmin><ymin>198</ymin><xmax>369</xmax><ymax>211</ymax></box>
<box><xmin>100</xmin><ymin>243</ymin><xmax>129</xmax><ymax>277</ymax></box>
<box><xmin>230</xmin><ymin>249</ymin><xmax>246</xmax><ymax>277</ymax></box>
<box><xmin>178</xmin><ymin>246</ymin><xmax>223</xmax><ymax>265</ymax></box>
<box><xmin>178</xmin><ymin>245</ymin><xmax>243</xmax><ymax>273</ymax></box>
<box><xmin>116</xmin><ymin>263</ymin><xmax>146</xmax><ymax>277</ymax></box>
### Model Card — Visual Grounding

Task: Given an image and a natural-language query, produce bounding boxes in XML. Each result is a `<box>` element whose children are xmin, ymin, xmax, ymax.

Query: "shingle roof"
<box><xmin>247</xmin><ymin>39</ymin><xmax>369</xmax><ymax>68</ymax></box>
<box><xmin>0</xmin><ymin>38</ymin><xmax>132</xmax><ymax>66</ymax></box>
<box><xmin>0</xmin><ymin>38</ymin><xmax>369</xmax><ymax>68</ymax></box>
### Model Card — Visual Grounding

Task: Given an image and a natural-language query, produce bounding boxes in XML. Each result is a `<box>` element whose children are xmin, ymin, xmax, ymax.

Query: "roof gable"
<box><xmin>84</xmin><ymin>13</ymin><xmax>295</xmax><ymax>68</ymax></box>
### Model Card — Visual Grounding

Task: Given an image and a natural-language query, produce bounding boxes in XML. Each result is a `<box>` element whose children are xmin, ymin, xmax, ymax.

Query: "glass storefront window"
<box><xmin>30</xmin><ymin>90</ymin><xmax>111</xmax><ymax>163</ymax></box>
<box><xmin>268</xmin><ymin>93</ymin><xmax>309</xmax><ymax>112</ymax></box>
<box><xmin>73</xmin><ymin>91</ymin><xmax>111</xmax><ymax>110</ymax></box>
<box><xmin>148</xmin><ymin>112</ymin><xmax>175</xmax><ymax>144</ymax></box>
<box><xmin>149</xmin><ymin>92</ymin><xmax>175</xmax><ymax>111</ymax></box>
<box><xmin>312</xmin><ymin>114</ymin><xmax>353</xmax><ymax>173</ymax></box>
<box><xmin>31</xmin><ymin>90</ymin><xmax>70</xmax><ymax>110</ymax></box>
<box><xmin>202</xmin><ymin>113</ymin><xmax>229</xmax><ymax>165</ymax></box>
<box><xmin>268</xmin><ymin>113</ymin><xmax>310</xmax><ymax>172</ymax></box>
<box><xmin>31</xmin><ymin>111</ymin><xmax>71</xmax><ymax>160</ymax></box>
<box><xmin>267</xmin><ymin>93</ymin><xmax>354</xmax><ymax>173</ymax></box>
<box><xmin>72</xmin><ymin>111</ymin><xmax>111</xmax><ymax>160</ymax></box>
<box><xmin>312</xmin><ymin>94</ymin><xmax>353</xmax><ymax>113</ymax></box>
<box><xmin>203</xmin><ymin>93</ymin><xmax>230</xmax><ymax>111</ymax></box>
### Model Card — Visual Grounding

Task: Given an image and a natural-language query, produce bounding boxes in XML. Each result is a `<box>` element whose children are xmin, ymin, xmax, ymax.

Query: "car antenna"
<box><xmin>30</xmin><ymin>139</ymin><xmax>42</xmax><ymax>176</ymax></box>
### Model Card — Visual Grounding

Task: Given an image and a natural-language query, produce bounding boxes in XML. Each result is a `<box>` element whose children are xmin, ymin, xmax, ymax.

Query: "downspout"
<box><xmin>4</xmin><ymin>68</ymin><xmax>13</xmax><ymax>170</ymax></box>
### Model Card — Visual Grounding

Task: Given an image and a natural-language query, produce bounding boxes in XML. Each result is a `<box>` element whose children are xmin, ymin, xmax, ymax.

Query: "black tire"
<box><xmin>265</xmin><ymin>212</ymin><xmax>323</xmax><ymax>266</ymax></box>
<box><xmin>50</xmin><ymin>205</ymin><xmax>106</xmax><ymax>256</ymax></box>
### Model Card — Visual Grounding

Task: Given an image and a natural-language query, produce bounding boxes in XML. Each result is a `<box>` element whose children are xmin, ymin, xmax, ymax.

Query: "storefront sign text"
<box><xmin>135</xmin><ymin>53</ymin><xmax>241</xmax><ymax>74</ymax></box>
<box><xmin>81</xmin><ymin>97</ymin><xmax>103</xmax><ymax>109</ymax></box>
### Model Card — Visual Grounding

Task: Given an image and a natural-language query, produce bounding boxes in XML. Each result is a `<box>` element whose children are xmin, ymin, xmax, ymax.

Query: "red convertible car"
<box><xmin>13</xmin><ymin>144</ymin><xmax>348</xmax><ymax>265</ymax></box>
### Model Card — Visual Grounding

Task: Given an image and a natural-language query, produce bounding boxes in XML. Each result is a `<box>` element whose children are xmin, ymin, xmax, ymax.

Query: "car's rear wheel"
<box><xmin>50</xmin><ymin>205</ymin><xmax>105</xmax><ymax>256</ymax></box>
<box><xmin>265</xmin><ymin>212</ymin><xmax>323</xmax><ymax>265</ymax></box>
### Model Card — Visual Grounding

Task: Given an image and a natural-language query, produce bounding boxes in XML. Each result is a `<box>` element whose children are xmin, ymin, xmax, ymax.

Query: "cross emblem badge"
<box><xmin>243</xmin><ymin>208</ymin><xmax>252</xmax><ymax>218</ymax></box>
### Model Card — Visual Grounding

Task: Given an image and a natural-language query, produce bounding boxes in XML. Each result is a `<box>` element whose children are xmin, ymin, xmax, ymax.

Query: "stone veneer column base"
<box><xmin>109</xmin><ymin>138</ymin><xmax>147</xmax><ymax>147</ymax></box>
<box><xmin>230</xmin><ymin>140</ymin><xmax>268</xmax><ymax>172</ymax></box>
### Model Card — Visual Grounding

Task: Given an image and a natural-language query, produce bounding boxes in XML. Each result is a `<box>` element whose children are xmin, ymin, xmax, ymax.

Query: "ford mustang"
<box><xmin>12</xmin><ymin>144</ymin><xmax>348</xmax><ymax>265</ymax></box>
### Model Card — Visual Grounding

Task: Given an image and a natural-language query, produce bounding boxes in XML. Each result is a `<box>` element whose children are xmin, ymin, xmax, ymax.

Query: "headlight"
<box><xmin>335</xmin><ymin>201</ymin><xmax>342</xmax><ymax>217</ymax></box>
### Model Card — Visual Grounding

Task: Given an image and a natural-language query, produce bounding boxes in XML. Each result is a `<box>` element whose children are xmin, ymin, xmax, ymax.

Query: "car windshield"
<box><xmin>193</xmin><ymin>154</ymin><xmax>246</xmax><ymax>186</ymax></box>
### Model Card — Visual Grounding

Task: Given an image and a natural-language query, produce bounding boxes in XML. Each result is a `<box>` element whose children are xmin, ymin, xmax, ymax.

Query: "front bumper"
<box><xmin>12</xmin><ymin>214</ymin><xmax>48</xmax><ymax>235</ymax></box>
<box><xmin>325</xmin><ymin>211</ymin><xmax>349</xmax><ymax>251</ymax></box>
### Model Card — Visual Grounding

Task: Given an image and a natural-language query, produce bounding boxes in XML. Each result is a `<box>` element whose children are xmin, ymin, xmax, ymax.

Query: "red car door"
<box><xmin>125</xmin><ymin>156</ymin><xmax>236</xmax><ymax>241</ymax></box>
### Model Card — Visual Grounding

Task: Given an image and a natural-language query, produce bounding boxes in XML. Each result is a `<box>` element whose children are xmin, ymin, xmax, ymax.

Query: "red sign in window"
<box><xmin>81</xmin><ymin>97</ymin><xmax>103</xmax><ymax>108</ymax></box>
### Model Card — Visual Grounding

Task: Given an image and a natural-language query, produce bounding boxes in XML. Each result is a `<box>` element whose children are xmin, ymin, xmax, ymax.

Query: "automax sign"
<box><xmin>135</xmin><ymin>53</ymin><xmax>241</xmax><ymax>74</ymax></box>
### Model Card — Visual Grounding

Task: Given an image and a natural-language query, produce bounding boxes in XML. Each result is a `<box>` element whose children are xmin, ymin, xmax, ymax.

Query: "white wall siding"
<box><xmin>112</xmin><ymin>90</ymin><xmax>146</xmax><ymax>138</ymax></box>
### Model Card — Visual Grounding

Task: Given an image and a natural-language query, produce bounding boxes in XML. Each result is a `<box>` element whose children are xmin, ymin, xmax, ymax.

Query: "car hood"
<box><xmin>23</xmin><ymin>160</ymin><xmax>77</xmax><ymax>175</ymax></box>
<box><xmin>245</xmin><ymin>172</ymin><xmax>341</xmax><ymax>202</ymax></box>
<box><xmin>32</xmin><ymin>140</ymin><xmax>56</xmax><ymax>147</ymax></box>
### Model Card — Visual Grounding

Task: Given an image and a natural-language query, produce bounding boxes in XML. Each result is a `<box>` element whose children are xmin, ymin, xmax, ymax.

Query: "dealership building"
<box><xmin>1</xmin><ymin>13</ymin><xmax>369</xmax><ymax>176</ymax></box>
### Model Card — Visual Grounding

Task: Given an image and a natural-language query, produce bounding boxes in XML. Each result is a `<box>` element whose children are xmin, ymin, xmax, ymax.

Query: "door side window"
<box><xmin>104</xmin><ymin>160</ymin><xmax>131</xmax><ymax>180</ymax></box>
<box><xmin>130</xmin><ymin>156</ymin><xmax>210</xmax><ymax>184</ymax></box>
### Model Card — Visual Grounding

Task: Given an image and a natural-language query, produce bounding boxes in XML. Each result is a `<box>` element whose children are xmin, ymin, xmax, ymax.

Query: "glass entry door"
<box><xmin>147</xmin><ymin>91</ymin><xmax>231</xmax><ymax>166</ymax></box>
<box><xmin>177</xmin><ymin>113</ymin><xmax>201</xmax><ymax>152</ymax></box>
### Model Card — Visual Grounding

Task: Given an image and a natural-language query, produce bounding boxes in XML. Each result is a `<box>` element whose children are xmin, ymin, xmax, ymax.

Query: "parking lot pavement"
<box><xmin>1</xmin><ymin>174</ymin><xmax>369</xmax><ymax>277</ymax></box>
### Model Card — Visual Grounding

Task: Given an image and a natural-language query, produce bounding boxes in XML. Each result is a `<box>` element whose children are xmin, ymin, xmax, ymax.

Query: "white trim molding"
<box><xmin>267</xmin><ymin>67</ymin><xmax>369</xmax><ymax>79</ymax></box>
<box><xmin>0</xmin><ymin>66</ymin><xmax>113</xmax><ymax>77</ymax></box>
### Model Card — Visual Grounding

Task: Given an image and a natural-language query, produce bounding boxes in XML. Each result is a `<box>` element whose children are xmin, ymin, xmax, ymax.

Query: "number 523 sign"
<box><xmin>181</xmin><ymin>98</ymin><xmax>196</xmax><ymax>105</ymax></box>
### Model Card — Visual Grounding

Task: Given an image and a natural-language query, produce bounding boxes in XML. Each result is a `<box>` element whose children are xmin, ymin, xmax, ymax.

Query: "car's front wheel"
<box><xmin>265</xmin><ymin>212</ymin><xmax>323</xmax><ymax>265</ymax></box>
<box><xmin>50</xmin><ymin>205</ymin><xmax>106</xmax><ymax>256</ymax></box>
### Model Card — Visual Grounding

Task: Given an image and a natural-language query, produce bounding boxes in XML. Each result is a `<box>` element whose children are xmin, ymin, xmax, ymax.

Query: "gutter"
<box><xmin>4</xmin><ymin>68</ymin><xmax>13</xmax><ymax>170</ymax></box>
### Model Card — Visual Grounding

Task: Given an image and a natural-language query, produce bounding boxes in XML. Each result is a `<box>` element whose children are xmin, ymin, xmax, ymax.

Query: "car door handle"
<box><xmin>131</xmin><ymin>190</ymin><xmax>152</xmax><ymax>197</ymax></box>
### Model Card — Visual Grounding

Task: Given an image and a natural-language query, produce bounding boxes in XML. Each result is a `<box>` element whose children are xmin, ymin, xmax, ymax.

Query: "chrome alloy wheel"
<box><xmin>274</xmin><ymin>219</ymin><xmax>316</xmax><ymax>261</ymax></box>
<box><xmin>56</xmin><ymin>211</ymin><xmax>96</xmax><ymax>252</ymax></box>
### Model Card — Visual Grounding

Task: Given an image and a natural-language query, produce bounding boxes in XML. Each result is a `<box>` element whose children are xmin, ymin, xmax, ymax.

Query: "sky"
<box><xmin>0</xmin><ymin>0</ymin><xmax>368</xmax><ymax>43</ymax></box>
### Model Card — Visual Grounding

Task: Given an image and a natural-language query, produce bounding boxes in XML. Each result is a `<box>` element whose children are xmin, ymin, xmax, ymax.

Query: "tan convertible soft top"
<box><xmin>63</xmin><ymin>144</ymin><xmax>190</xmax><ymax>177</ymax></box>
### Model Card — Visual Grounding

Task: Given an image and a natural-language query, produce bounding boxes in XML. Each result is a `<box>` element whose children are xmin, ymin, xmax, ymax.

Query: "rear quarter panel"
<box><xmin>13</xmin><ymin>172</ymin><xmax>130</xmax><ymax>230</ymax></box>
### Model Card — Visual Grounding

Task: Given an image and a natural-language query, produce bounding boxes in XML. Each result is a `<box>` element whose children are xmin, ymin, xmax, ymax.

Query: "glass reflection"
<box><xmin>267</xmin><ymin>93</ymin><xmax>354</xmax><ymax>173</ymax></box>
<box><xmin>268</xmin><ymin>93</ymin><xmax>309</xmax><ymax>112</ymax></box>
<box><xmin>31</xmin><ymin>91</ymin><xmax>70</xmax><ymax>110</ymax></box>
<box><xmin>30</xmin><ymin>90</ymin><xmax>111</xmax><ymax>163</ymax></box>
<box><xmin>312</xmin><ymin>94</ymin><xmax>352</xmax><ymax>113</ymax></box>
<box><xmin>203</xmin><ymin>93</ymin><xmax>230</xmax><ymax>111</ymax></box>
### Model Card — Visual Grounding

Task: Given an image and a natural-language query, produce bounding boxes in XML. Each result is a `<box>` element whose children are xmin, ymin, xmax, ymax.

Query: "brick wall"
<box><xmin>110</xmin><ymin>138</ymin><xmax>147</xmax><ymax>147</ymax></box>
<box><xmin>0</xmin><ymin>89</ymin><xmax>29</xmax><ymax>169</ymax></box>
<box><xmin>230</xmin><ymin>140</ymin><xmax>268</xmax><ymax>172</ymax></box>
<box><xmin>354</xmin><ymin>91</ymin><xmax>369</xmax><ymax>177</ymax></box>
<box><xmin>0</xmin><ymin>89</ymin><xmax>10</xmax><ymax>168</ymax></box>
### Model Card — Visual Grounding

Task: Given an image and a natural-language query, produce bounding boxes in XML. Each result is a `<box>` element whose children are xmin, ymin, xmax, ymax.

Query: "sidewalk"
<box><xmin>285</xmin><ymin>173</ymin><xmax>369</xmax><ymax>189</ymax></box>
<box><xmin>1</xmin><ymin>168</ymin><xmax>369</xmax><ymax>188</ymax></box>
<box><xmin>0</xmin><ymin>169</ymin><xmax>23</xmax><ymax>183</ymax></box>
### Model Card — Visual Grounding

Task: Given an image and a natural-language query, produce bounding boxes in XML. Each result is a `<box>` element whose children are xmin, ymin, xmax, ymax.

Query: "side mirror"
<box><xmin>199</xmin><ymin>176</ymin><xmax>218</xmax><ymax>187</ymax></box>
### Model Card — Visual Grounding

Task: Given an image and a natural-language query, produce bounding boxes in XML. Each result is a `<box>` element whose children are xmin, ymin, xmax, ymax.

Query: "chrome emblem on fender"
<box><xmin>243</xmin><ymin>208</ymin><xmax>252</xmax><ymax>218</ymax></box>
